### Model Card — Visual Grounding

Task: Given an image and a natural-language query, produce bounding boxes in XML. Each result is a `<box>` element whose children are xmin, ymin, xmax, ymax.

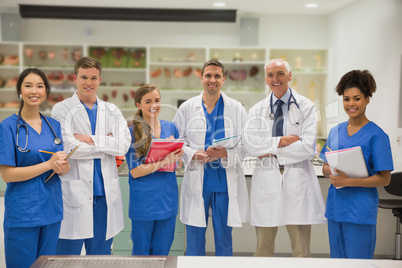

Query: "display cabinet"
<box><xmin>208</xmin><ymin>47</ymin><xmax>266</xmax><ymax>92</ymax></box>
<box><xmin>149</xmin><ymin>46</ymin><xmax>206</xmax><ymax>90</ymax></box>
<box><xmin>87</xmin><ymin>45</ymin><xmax>147</xmax><ymax>115</ymax></box>
<box><xmin>0</xmin><ymin>42</ymin><xmax>21</xmax><ymax>116</ymax></box>
<box><xmin>0</xmin><ymin>42</ymin><xmax>330</xmax><ymax>138</ymax></box>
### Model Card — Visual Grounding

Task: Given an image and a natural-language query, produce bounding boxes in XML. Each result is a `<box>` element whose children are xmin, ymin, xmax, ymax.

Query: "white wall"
<box><xmin>328</xmin><ymin>0</ymin><xmax>402</xmax><ymax>169</ymax></box>
<box><xmin>21</xmin><ymin>18</ymin><xmax>239</xmax><ymax>46</ymax></box>
<box><xmin>20</xmin><ymin>15</ymin><xmax>329</xmax><ymax>48</ymax></box>
<box><xmin>258</xmin><ymin>15</ymin><xmax>329</xmax><ymax>48</ymax></box>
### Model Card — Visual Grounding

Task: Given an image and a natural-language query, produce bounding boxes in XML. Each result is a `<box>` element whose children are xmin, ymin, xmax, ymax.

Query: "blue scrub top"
<box><xmin>82</xmin><ymin>101</ymin><xmax>105</xmax><ymax>196</ymax></box>
<box><xmin>320</xmin><ymin>121</ymin><xmax>394</xmax><ymax>225</ymax></box>
<box><xmin>125</xmin><ymin>120</ymin><xmax>179</xmax><ymax>221</ymax></box>
<box><xmin>202</xmin><ymin>96</ymin><xmax>228</xmax><ymax>192</ymax></box>
<box><xmin>0</xmin><ymin>114</ymin><xmax>63</xmax><ymax>228</ymax></box>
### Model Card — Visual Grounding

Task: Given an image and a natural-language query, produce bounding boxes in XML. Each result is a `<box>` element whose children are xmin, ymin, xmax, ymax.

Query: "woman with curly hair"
<box><xmin>125</xmin><ymin>84</ymin><xmax>183</xmax><ymax>255</ymax></box>
<box><xmin>319</xmin><ymin>70</ymin><xmax>393</xmax><ymax>259</ymax></box>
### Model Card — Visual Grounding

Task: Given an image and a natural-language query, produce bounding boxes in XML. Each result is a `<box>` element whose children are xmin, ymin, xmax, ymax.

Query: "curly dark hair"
<box><xmin>335</xmin><ymin>70</ymin><xmax>376</xmax><ymax>98</ymax></box>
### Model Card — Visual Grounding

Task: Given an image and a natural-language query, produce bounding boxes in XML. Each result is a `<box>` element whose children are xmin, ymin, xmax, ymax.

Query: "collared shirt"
<box><xmin>271</xmin><ymin>88</ymin><xmax>291</xmax><ymax>135</ymax></box>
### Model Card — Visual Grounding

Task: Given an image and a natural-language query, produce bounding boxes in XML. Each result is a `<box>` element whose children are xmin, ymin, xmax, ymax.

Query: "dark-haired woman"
<box><xmin>320</xmin><ymin>70</ymin><xmax>393</xmax><ymax>259</ymax></box>
<box><xmin>0</xmin><ymin>68</ymin><xmax>70</xmax><ymax>267</ymax></box>
<box><xmin>125</xmin><ymin>84</ymin><xmax>183</xmax><ymax>255</ymax></box>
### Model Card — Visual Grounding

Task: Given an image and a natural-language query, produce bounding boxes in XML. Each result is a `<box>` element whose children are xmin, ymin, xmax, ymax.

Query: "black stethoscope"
<box><xmin>268</xmin><ymin>88</ymin><xmax>300</xmax><ymax>120</ymax></box>
<box><xmin>17</xmin><ymin>110</ymin><xmax>62</xmax><ymax>153</ymax></box>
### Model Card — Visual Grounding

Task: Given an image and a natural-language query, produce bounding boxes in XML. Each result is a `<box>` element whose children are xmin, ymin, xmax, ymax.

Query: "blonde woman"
<box><xmin>125</xmin><ymin>84</ymin><xmax>183</xmax><ymax>255</ymax></box>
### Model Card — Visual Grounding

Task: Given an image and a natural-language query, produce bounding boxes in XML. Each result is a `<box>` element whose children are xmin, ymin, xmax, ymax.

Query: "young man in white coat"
<box><xmin>242</xmin><ymin>59</ymin><xmax>326</xmax><ymax>257</ymax></box>
<box><xmin>173</xmin><ymin>60</ymin><xmax>249</xmax><ymax>256</ymax></box>
<box><xmin>52</xmin><ymin>57</ymin><xmax>131</xmax><ymax>255</ymax></box>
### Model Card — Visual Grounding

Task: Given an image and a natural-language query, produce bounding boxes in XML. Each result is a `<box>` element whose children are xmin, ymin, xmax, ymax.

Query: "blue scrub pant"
<box><xmin>4</xmin><ymin>221</ymin><xmax>61</xmax><ymax>268</ymax></box>
<box><xmin>56</xmin><ymin>195</ymin><xmax>113</xmax><ymax>255</ymax></box>
<box><xmin>186</xmin><ymin>191</ymin><xmax>232</xmax><ymax>256</ymax></box>
<box><xmin>328</xmin><ymin>219</ymin><xmax>376</xmax><ymax>259</ymax></box>
<box><xmin>131</xmin><ymin>215</ymin><xmax>176</xmax><ymax>255</ymax></box>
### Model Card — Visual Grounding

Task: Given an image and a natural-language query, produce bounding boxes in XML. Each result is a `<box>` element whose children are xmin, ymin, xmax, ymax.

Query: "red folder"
<box><xmin>144</xmin><ymin>139</ymin><xmax>185</xmax><ymax>172</ymax></box>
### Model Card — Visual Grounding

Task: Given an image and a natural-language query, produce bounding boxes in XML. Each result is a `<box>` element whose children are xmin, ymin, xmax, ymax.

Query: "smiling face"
<box><xmin>343</xmin><ymin>87</ymin><xmax>370</xmax><ymax>119</ymax></box>
<box><xmin>136</xmin><ymin>89</ymin><xmax>161</xmax><ymax>121</ymax></box>
<box><xmin>201</xmin><ymin>65</ymin><xmax>225</xmax><ymax>96</ymax></box>
<box><xmin>74</xmin><ymin>67</ymin><xmax>101</xmax><ymax>103</ymax></box>
<box><xmin>20</xmin><ymin>73</ymin><xmax>47</xmax><ymax>108</ymax></box>
<box><xmin>265</xmin><ymin>60</ymin><xmax>292</xmax><ymax>98</ymax></box>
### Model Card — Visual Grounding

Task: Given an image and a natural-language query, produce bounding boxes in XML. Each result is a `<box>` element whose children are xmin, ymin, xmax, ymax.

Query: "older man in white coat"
<box><xmin>243</xmin><ymin>59</ymin><xmax>326</xmax><ymax>257</ymax></box>
<box><xmin>173</xmin><ymin>60</ymin><xmax>249</xmax><ymax>256</ymax></box>
<box><xmin>52</xmin><ymin>57</ymin><xmax>131</xmax><ymax>255</ymax></box>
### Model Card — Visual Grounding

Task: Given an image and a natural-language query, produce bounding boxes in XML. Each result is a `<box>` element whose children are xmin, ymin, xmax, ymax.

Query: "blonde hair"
<box><xmin>132</xmin><ymin>84</ymin><xmax>161</xmax><ymax>158</ymax></box>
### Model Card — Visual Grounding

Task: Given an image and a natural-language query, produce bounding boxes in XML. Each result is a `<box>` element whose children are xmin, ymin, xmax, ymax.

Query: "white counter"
<box><xmin>178</xmin><ymin>256</ymin><xmax>400</xmax><ymax>268</ymax></box>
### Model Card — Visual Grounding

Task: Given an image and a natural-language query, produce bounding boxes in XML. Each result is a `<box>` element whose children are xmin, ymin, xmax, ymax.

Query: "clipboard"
<box><xmin>144</xmin><ymin>139</ymin><xmax>184</xmax><ymax>172</ymax></box>
<box><xmin>45</xmin><ymin>144</ymin><xmax>81</xmax><ymax>183</ymax></box>
<box><xmin>211</xmin><ymin>134</ymin><xmax>241</xmax><ymax>149</ymax></box>
<box><xmin>325</xmin><ymin>146</ymin><xmax>369</xmax><ymax>189</ymax></box>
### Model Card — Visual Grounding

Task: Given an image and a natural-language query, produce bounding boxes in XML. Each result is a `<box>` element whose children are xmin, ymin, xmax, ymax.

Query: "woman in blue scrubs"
<box><xmin>125</xmin><ymin>84</ymin><xmax>183</xmax><ymax>255</ymax></box>
<box><xmin>320</xmin><ymin>70</ymin><xmax>393</xmax><ymax>259</ymax></box>
<box><xmin>0</xmin><ymin>68</ymin><xmax>70</xmax><ymax>267</ymax></box>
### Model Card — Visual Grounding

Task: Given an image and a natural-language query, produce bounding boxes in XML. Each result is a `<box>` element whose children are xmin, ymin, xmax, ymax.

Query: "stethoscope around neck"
<box><xmin>16</xmin><ymin>109</ymin><xmax>62</xmax><ymax>153</ymax></box>
<box><xmin>268</xmin><ymin>88</ymin><xmax>300</xmax><ymax>120</ymax></box>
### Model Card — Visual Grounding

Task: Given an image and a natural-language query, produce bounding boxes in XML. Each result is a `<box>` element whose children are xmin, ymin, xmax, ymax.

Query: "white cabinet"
<box><xmin>209</xmin><ymin>47</ymin><xmax>266</xmax><ymax>93</ymax></box>
<box><xmin>86</xmin><ymin>45</ymin><xmax>147</xmax><ymax>118</ymax></box>
<box><xmin>0</xmin><ymin>42</ymin><xmax>21</xmax><ymax>120</ymax></box>
<box><xmin>149</xmin><ymin>46</ymin><xmax>206</xmax><ymax>91</ymax></box>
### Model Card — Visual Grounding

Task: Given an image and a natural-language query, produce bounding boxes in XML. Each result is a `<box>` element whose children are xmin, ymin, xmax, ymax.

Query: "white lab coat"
<box><xmin>52</xmin><ymin>93</ymin><xmax>131</xmax><ymax>240</ymax></box>
<box><xmin>242</xmin><ymin>89</ymin><xmax>326</xmax><ymax>227</ymax></box>
<box><xmin>173</xmin><ymin>92</ymin><xmax>250</xmax><ymax>228</ymax></box>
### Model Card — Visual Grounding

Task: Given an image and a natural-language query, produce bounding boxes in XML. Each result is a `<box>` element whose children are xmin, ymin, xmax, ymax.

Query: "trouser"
<box><xmin>56</xmin><ymin>195</ymin><xmax>113</xmax><ymax>255</ymax></box>
<box><xmin>131</xmin><ymin>215</ymin><xmax>176</xmax><ymax>255</ymax></box>
<box><xmin>4</xmin><ymin>221</ymin><xmax>61</xmax><ymax>268</ymax></box>
<box><xmin>254</xmin><ymin>225</ymin><xmax>311</xmax><ymax>257</ymax></box>
<box><xmin>328</xmin><ymin>219</ymin><xmax>376</xmax><ymax>259</ymax></box>
<box><xmin>186</xmin><ymin>191</ymin><xmax>232</xmax><ymax>256</ymax></box>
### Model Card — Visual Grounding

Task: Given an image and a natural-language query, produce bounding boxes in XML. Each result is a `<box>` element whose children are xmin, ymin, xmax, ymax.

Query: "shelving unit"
<box><xmin>149</xmin><ymin>46</ymin><xmax>206</xmax><ymax>91</ymax></box>
<box><xmin>0</xmin><ymin>42</ymin><xmax>21</xmax><ymax>112</ymax></box>
<box><xmin>0</xmin><ymin>42</ymin><xmax>330</xmax><ymax>137</ymax></box>
<box><xmin>209</xmin><ymin>47</ymin><xmax>266</xmax><ymax>93</ymax></box>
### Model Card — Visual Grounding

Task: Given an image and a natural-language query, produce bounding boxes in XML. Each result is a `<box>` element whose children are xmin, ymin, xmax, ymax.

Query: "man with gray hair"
<box><xmin>242</xmin><ymin>59</ymin><xmax>326</xmax><ymax>257</ymax></box>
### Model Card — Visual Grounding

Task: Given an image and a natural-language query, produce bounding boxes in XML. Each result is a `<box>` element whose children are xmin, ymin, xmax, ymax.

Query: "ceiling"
<box><xmin>0</xmin><ymin>0</ymin><xmax>358</xmax><ymax>16</ymax></box>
